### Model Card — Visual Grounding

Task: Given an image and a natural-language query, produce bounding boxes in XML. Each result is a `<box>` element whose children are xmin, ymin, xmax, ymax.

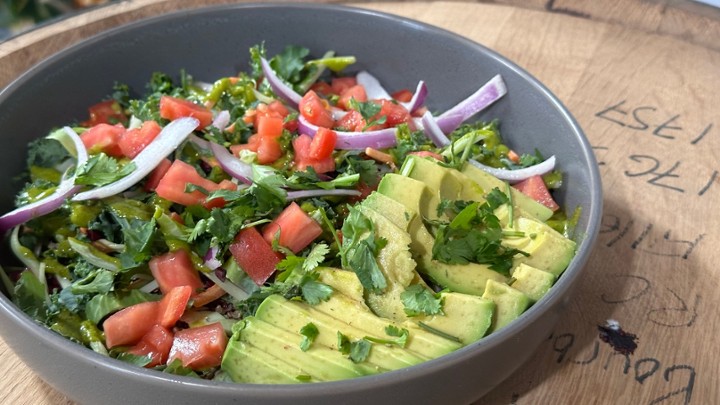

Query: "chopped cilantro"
<box><xmin>364</xmin><ymin>325</ymin><xmax>409</xmax><ymax>348</ymax></box>
<box><xmin>430</xmin><ymin>189</ymin><xmax>527</xmax><ymax>275</ymax></box>
<box><xmin>337</xmin><ymin>332</ymin><xmax>373</xmax><ymax>363</ymax></box>
<box><xmin>339</xmin><ymin>207</ymin><xmax>387</xmax><ymax>294</ymax></box>
<box><xmin>347</xmin><ymin>98</ymin><xmax>386</xmax><ymax>130</ymax></box>
<box><xmin>74</xmin><ymin>154</ymin><xmax>136</xmax><ymax>187</ymax></box>
<box><xmin>299</xmin><ymin>322</ymin><xmax>319</xmax><ymax>351</ymax></box>
<box><xmin>26</xmin><ymin>137</ymin><xmax>71</xmax><ymax>168</ymax></box>
<box><xmin>400</xmin><ymin>285</ymin><xmax>443</xmax><ymax>317</ymax></box>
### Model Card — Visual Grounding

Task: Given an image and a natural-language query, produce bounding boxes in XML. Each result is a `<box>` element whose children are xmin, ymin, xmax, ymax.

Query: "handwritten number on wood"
<box><xmin>649</xmin><ymin>365</ymin><xmax>696</xmax><ymax>405</ymax></box>
<box><xmin>624</xmin><ymin>155</ymin><xmax>684</xmax><ymax>192</ymax></box>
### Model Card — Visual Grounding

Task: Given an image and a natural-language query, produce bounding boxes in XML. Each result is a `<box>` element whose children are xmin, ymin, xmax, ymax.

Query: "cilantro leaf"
<box><xmin>299</xmin><ymin>322</ymin><xmax>319</xmax><ymax>352</ymax></box>
<box><xmin>430</xmin><ymin>190</ymin><xmax>527</xmax><ymax>275</ymax></box>
<box><xmin>336</xmin><ymin>331</ymin><xmax>373</xmax><ymax>363</ymax></box>
<box><xmin>364</xmin><ymin>325</ymin><xmax>409</xmax><ymax>348</ymax></box>
<box><xmin>26</xmin><ymin>137</ymin><xmax>70</xmax><ymax>168</ymax></box>
<box><xmin>75</xmin><ymin>153</ymin><xmax>136</xmax><ymax>187</ymax></box>
<box><xmin>400</xmin><ymin>285</ymin><xmax>443</xmax><ymax>317</ymax></box>
<box><xmin>347</xmin><ymin>98</ymin><xmax>387</xmax><ymax>130</ymax></box>
<box><xmin>300</xmin><ymin>274</ymin><xmax>333</xmax><ymax>305</ymax></box>
<box><xmin>339</xmin><ymin>207</ymin><xmax>387</xmax><ymax>294</ymax></box>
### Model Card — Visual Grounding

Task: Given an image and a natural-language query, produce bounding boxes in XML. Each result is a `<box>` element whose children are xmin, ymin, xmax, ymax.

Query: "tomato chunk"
<box><xmin>337</xmin><ymin>84</ymin><xmax>367</xmax><ymax>110</ymax></box>
<box><xmin>118</xmin><ymin>120</ymin><xmax>162</xmax><ymax>158</ymax></box>
<box><xmin>155</xmin><ymin>160</ymin><xmax>223</xmax><ymax>206</ymax></box>
<box><xmin>299</xmin><ymin>90</ymin><xmax>334</xmax><ymax>128</ymax></box>
<box><xmin>335</xmin><ymin>110</ymin><xmax>366</xmax><ymax>132</ymax></box>
<box><xmin>81</xmin><ymin>100</ymin><xmax>127</xmax><ymax>127</ymax></box>
<box><xmin>513</xmin><ymin>175</ymin><xmax>560</xmax><ymax>211</ymax></box>
<box><xmin>128</xmin><ymin>325</ymin><xmax>174</xmax><ymax>368</ymax></box>
<box><xmin>309</xmin><ymin>128</ymin><xmax>337</xmax><ymax>160</ymax></box>
<box><xmin>103</xmin><ymin>301</ymin><xmax>160</xmax><ymax>348</ymax></box>
<box><xmin>377</xmin><ymin>99</ymin><xmax>410</xmax><ymax>127</ymax></box>
<box><xmin>262</xmin><ymin>202</ymin><xmax>323</xmax><ymax>254</ymax></box>
<box><xmin>157</xmin><ymin>285</ymin><xmax>193</xmax><ymax>328</ymax></box>
<box><xmin>80</xmin><ymin>123</ymin><xmax>126</xmax><ymax>157</ymax></box>
<box><xmin>148</xmin><ymin>250</ymin><xmax>204</xmax><ymax>295</ymax></box>
<box><xmin>168</xmin><ymin>323</ymin><xmax>228</xmax><ymax>370</ymax></box>
<box><xmin>159</xmin><ymin>95</ymin><xmax>213</xmax><ymax>128</ymax></box>
<box><xmin>229</xmin><ymin>227</ymin><xmax>282</xmax><ymax>286</ymax></box>
<box><xmin>293</xmin><ymin>134</ymin><xmax>336</xmax><ymax>174</ymax></box>
<box><xmin>144</xmin><ymin>158</ymin><xmax>172</xmax><ymax>192</ymax></box>
<box><xmin>391</xmin><ymin>89</ymin><xmax>413</xmax><ymax>103</ymax></box>
<box><xmin>330</xmin><ymin>77</ymin><xmax>357</xmax><ymax>95</ymax></box>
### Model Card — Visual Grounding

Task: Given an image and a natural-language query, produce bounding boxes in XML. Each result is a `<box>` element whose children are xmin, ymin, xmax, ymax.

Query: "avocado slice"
<box><xmin>504</xmin><ymin>217</ymin><xmax>576</xmax><ymax>276</ymax></box>
<box><xmin>377</xmin><ymin>173</ymin><xmax>508</xmax><ymax>295</ymax></box>
<box><xmin>222</xmin><ymin>338</ymin><xmax>304</xmax><ymax>384</ymax></box>
<box><xmin>459</xmin><ymin>160</ymin><xmax>553</xmax><ymax>222</ymax></box>
<box><xmin>481</xmin><ymin>279</ymin><xmax>531</xmax><ymax>332</ymax></box>
<box><xmin>255</xmin><ymin>294</ymin><xmax>433</xmax><ymax>372</ymax></box>
<box><xmin>230</xmin><ymin>317</ymin><xmax>377</xmax><ymax>382</ymax></box>
<box><xmin>510</xmin><ymin>263</ymin><xmax>556</xmax><ymax>302</ymax></box>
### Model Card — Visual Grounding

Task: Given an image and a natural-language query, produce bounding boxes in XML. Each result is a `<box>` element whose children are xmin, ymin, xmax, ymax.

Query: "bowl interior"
<box><xmin>0</xmin><ymin>3</ymin><xmax>602</xmax><ymax>404</ymax></box>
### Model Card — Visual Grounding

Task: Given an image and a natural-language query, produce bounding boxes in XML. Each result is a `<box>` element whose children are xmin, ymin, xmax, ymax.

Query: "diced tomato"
<box><xmin>230</xmin><ymin>134</ymin><xmax>261</xmax><ymax>156</ymax></box>
<box><xmin>266</xmin><ymin>100</ymin><xmax>289</xmax><ymax>118</ymax></box>
<box><xmin>157</xmin><ymin>285</ymin><xmax>193</xmax><ymax>329</ymax></box>
<box><xmin>103</xmin><ymin>301</ymin><xmax>160</xmax><ymax>348</ymax></box>
<box><xmin>513</xmin><ymin>175</ymin><xmax>560</xmax><ymax>211</ymax></box>
<box><xmin>262</xmin><ymin>202</ymin><xmax>323</xmax><ymax>254</ymax></box>
<box><xmin>348</xmin><ymin>181</ymin><xmax>378</xmax><ymax>204</ymax></box>
<box><xmin>81</xmin><ymin>100</ymin><xmax>127</xmax><ymax>127</ymax></box>
<box><xmin>391</xmin><ymin>89</ymin><xmax>413</xmax><ymax>103</ymax></box>
<box><xmin>118</xmin><ymin>120</ymin><xmax>162</xmax><ymax>158</ymax></box>
<box><xmin>256</xmin><ymin>133</ymin><xmax>283</xmax><ymax>165</ymax></box>
<box><xmin>144</xmin><ymin>158</ymin><xmax>172</xmax><ymax>192</ymax></box>
<box><xmin>204</xmin><ymin>179</ymin><xmax>238</xmax><ymax>210</ymax></box>
<box><xmin>80</xmin><ymin>123</ymin><xmax>125</xmax><ymax>157</ymax></box>
<box><xmin>256</xmin><ymin>114</ymin><xmax>284</xmax><ymax>138</ymax></box>
<box><xmin>293</xmin><ymin>134</ymin><xmax>335</xmax><ymax>174</ymax></box>
<box><xmin>330</xmin><ymin>77</ymin><xmax>357</xmax><ymax>95</ymax></box>
<box><xmin>310</xmin><ymin>81</ymin><xmax>333</xmax><ymax>96</ymax></box>
<box><xmin>229</xmin><ymin>227</ymin><xmax>282</xmax><ymax>286</ymax></box>
<box><xmin>335</xmin><ymin>110</ymin><xmax>366</xmax><ymax>132</ymax></box>
<box><xmin>377</xmin><ymin>99</ymin><xmax>410</xmax><ymax>127</ymax></box>
<box><xmin>155</xmin><ymin>160</ymin><xmax>224</xmax><ymax>206</ymax></box>
<box><xmin>337</xmin><ymin>84</ymin><xmax>367</xmax><ymax>110</ymax></box>
<box><xmin>148</xmin><ymin>250</ymin><xmax>204</xmax><ymax>295</ymax></box>
<box><xmin>299</xmin><ymin>90</ymin><xmax>334</xmax><ymax>128</ymax></box>
<box><xmin>159</xmin><ymin>95</ymin><xmax>213</xmax><ymax>128</ymax></box>
<box><xmin>168</xmin><ymin>323</ymin><xmax>228</xmax><ymax>370</ymax></box>
<box><xmin>127</xmin><ymin>325</ymin><xmax>174</xmax><ymax>368</ymax></box>
<box><xmin>409</xmin><ymin>150</ymin><xmax>444</xmax><ymax>161</ymax></box>
<box><xmin>309</xmin><ymin>128</ymin><xmax>337</xmax><ymax>160</ymax></box>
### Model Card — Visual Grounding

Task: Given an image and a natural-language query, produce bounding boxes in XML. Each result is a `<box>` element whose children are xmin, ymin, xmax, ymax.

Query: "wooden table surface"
<box><xmin>1</xmin><ymin>1</ymin><xmax>718</xmax><ymax>403</ymax></box>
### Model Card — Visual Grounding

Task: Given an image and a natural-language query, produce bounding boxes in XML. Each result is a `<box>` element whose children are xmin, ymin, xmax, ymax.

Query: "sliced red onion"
<box><xmin>297</xmin><ymin>115</ymin><xmax>397</xmax><ymax>150</ymax></box>
<box><xmin>209</xmin><ymin>141</ymin><xmax>253</xmax><ymax>184</ymax></box>
<box><xmin>437</xmin><ymin>74</ymin><xmax>507</xmax><ymax>134</ymax></box>
<box><xmin>188</xmin><ymin>134</ymin><xmax>210</xmax><ymax>150</ymax></box>
<box><xmin>401</xmin><ymin>80</ymin><xmax>428</xmax><ymax>113</ymax></box>
<box><xmin>468</xmin><ymin>155</ymin><xmax>556</xmax><ymax>184</ymax></box>
<box><xmin>356</xmin><ymin>71</ymin><xmax>392</xmax><ymax>100</ymax></box>
<box><xmin>260</xmin><ymin>57</ymin><xmax>302</xmax><ymax>106</ymax></box>
<box><xmin>0</xmin><ymin>127</ymin><xmax>88</xmax><ymax>233</ymax></box>
<box><xmin>72</xmin><ymin>117</ymin><xmax>200</xmax><ymax>201</ymax></box>
<box><xmin>420</xmin><ymin>111</ymin><xmax>451</xmax><ymax>147</ymax></box>
<box><xmin>330</xmin><ymin>107</ymin><xmax>348</xmax><ymax>121</ymax></box>
<box><xmin>287</xmin><ymin>189</ymin><xmax>361</xmax><ymax>200</ymax></box>
<box><xmin>211</xmin><ymin>110</ymin><xmax>231</xmax><ymax>131</ymax></box>
<box><xmin>203</xmin><ymin>246</ymin><xmax>222</xmax><ymax>271</ymax></box>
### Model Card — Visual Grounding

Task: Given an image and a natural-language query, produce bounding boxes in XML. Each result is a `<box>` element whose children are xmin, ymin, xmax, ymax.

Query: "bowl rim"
<box><xmin>0</xmin><ymin>1</ymin><xmax>603</xmax><ymax>398</ymax></box>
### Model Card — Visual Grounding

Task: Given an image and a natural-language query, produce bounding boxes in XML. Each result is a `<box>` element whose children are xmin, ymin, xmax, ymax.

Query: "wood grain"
<box><xmin>1</xmin><ymin>1</ymin><xmax>718</xmax><ymax>404</ymax></box>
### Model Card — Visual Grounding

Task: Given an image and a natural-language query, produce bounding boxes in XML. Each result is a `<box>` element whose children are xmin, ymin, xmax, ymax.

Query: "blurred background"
<box><xmin>0</xmin><ymin>0</ymin><xmax>110</xmax><ymax>39</ymax></box>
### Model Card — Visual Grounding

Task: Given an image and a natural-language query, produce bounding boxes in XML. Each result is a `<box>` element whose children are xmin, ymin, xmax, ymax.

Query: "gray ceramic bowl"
<box><xmin>0</xmin><ymin>3</ymin><xmax>602</xmax><ymax>404</ymax></box>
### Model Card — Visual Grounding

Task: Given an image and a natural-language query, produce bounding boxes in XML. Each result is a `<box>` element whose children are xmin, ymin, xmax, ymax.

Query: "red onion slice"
<box><xmin>0</xmin><ymin>127</ymin><xmax>89</xmax><ymax>233</ymax></box>
<box><xmin>203</xmin><ymin>246</ymin><xmax>222</xmax><ymax>271</ymax></box>
<box><xmin>356</xmin><ymin>71</ymin><xmax>427</xmax><ymax>113</ymax></box>
<box><xmin>211</xmin><ymin>110</ymin><xmax>231</xmax><ymax>131</ymax></box>
<box><xmin>356</xmin><ymin>71</ymin><xmax>392</xmax><ymax>100</ymax></box>
<box><xmin>468</xmin><ymin>155</ymin><xmax>556</xmax><ymax>184</ymax></box>
<box><xmin>297</xmin><ymin>115</ymin><xmax>397</xmax><ymax>150</ymax></box>
<box><xmin>420</xmin><ymin>111</ymin><xmax>451</xmax><ymax>147</ymax></box>
<box><xmin>437</xmin><ymin>74</ymin><xmax>507</xmax><ymax>134</ymax></box>
<box><xmin>260</xmin><ymin>57</ymin><xmax>302</xmax><ymax>106</ymax></box>
<box><xmin>401</xmin><ymin>80</ymin><xmax>428</xmax><ymax>113</ymax></box>
<box><xmin>287</xmin><ymin>189</ymin><xmax>361</xmax><ymax>200</ymax></box>
<box><xmin>209</xmin><ymin>141</ymin><xmax>253</xmax><ymax>184</ymax></box>
<box><xmin>72</xmin><ymin>117</ymin><xmax>200</xmax><ymax>201</ymax></box>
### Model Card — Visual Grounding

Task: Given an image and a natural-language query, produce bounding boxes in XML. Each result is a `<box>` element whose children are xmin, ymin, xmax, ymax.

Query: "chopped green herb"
<box><xmin>299</xmin><ymin>322</ymin><xmax>319</xmax><ymax>351</ymax></box>
<box><xmin>400</xmin><ymin>285</ymin><xmax>443</xmax><ymax>317</ymax></box>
